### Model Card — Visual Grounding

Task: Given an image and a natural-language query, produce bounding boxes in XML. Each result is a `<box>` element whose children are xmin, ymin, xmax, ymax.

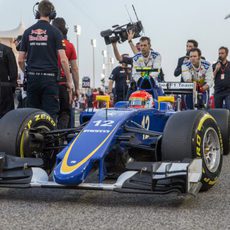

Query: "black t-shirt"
<box><xmin>20</xmin><ymin>20</ymin><xmax>64</xmax><ymax>73</ymax></box>
<box><xmin>109</xmin><ymin>66</ymin><xmax>131</xmax><ymax>92</ymax></box>
<box><xmin>213</xmin><ymin>61</ymin><xmax>230</xmax><ymax>95</ymax></box>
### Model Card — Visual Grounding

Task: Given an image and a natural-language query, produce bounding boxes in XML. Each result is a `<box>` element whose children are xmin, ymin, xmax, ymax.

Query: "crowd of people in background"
<box><xmin>1</xmin><ymin>0</ymin><xmax>230</xmax><ymax>129</ymax></box>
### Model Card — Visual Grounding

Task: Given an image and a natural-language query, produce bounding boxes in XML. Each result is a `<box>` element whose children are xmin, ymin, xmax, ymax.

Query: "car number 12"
<box><xmin>93</xmin><ymin>120</ymin><xmax>114</xmax><ymax>127</ymax></box>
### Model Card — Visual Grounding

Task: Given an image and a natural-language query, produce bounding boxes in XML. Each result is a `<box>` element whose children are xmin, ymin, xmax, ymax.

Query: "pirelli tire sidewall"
<box><xmin>193</xmin><ymin>114</ymin><xmax>223</xmax><ymax>191</ymax></box>
<box><xmin>16</xmin><ymin>111</ymin><xmax>56</xmax><ymax>158</ymax></box>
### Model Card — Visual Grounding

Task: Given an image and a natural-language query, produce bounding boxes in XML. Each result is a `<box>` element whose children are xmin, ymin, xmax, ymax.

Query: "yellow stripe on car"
<box><xmin>61</xmin><ymin>125</ymin><xmax>118</xmax><ymax>174</ymax></box>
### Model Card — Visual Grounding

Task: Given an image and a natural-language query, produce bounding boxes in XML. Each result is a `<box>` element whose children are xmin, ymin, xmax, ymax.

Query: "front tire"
<box><xmin>0</xmin><ymin>108</ymin><xmax>57</xmax><ymax>170</ymax></box>
<box><xmin>161</xmin><ymin>110</ymin><xmax>223</xmax><ymax>191</ymax></box>
<box><xmin>208</xmin><ymin>109</ymin><xmax>230</xmax><ymax>155</ymax></box>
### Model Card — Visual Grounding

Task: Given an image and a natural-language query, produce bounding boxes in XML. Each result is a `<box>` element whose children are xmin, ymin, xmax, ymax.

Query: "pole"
<box><xmin>76</xmin><ymin>34</ymin><xmax>80</xmax><ymax>67</ymax></box>
<box><xmin>93</xmin><ymin>45</ymin><xmax>95</xmax><ymax>89</ymax></box>
<box><xmin>91</xmin><ymin>39</ymin><xmax>96</xmax><ymax>89</ymax></box>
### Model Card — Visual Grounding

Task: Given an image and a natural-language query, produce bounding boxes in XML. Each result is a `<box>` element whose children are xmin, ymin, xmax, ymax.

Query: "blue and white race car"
<box><xmin>0</xmin><ymin>69</ymin><xmax>228</xmax><ymax>196</ymax></box>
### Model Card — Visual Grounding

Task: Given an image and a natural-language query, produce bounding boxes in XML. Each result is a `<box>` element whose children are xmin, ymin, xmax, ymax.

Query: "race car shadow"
<box><xmin>0</xmin><ymin>187</ymin><xmax>196</xmax><ymax>208</ymax></box>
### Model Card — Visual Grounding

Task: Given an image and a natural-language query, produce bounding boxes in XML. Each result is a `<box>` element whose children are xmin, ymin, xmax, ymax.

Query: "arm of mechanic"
<box><xmin>150</xmin><ymin>54</ymin><xmax>162</xmax><ymax>78</ymax></box>
<box><xmin>58</xmin><ymin>49</ymin><xmax>72</xmax><ymax>90</ymax></box>
<box><xmin>112</xmin><ymin>42</ymin><xmax>123</xmax><ymax>62</ymax></box>
<box><xmin>70</xmin><ymin>60</ymin><xmax>80</xmax><ymax>99</ymax></box>
<box><xmin>181</xmin><ymin>64</ymin><xmax>192</xmax><ymax>82</ymax></box>
<box><xmin>202</xmin><ymin>65</ymin><xmax>214</xmax><ymax>91</ymax></box>
<box><xmin>18</xmin><ymin>32</ymin><xmax>28</xmax><ymax>73</ymax></box>
<box><xmin>18</xmin><ymin>52</ymin><xmax>26</xmax><ymax>73</ymax></box>
<box><xmin>108</xmin><ymin>68</ymin><xmax>117</xmax><ymax>93</ymax></box>
<box><xmin>127</xmin><ymin>30</ymin><xmax>139</xmax><ymax>54</ymax></box>
<box><xmin>108</xmin><ymin>80</ymin><xmax>114</xmax><ymax>94</ymax></box>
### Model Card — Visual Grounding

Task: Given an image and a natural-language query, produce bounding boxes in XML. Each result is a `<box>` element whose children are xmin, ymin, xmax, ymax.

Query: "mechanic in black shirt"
<box><xmin>0</xmin><ymin>42</ymin><xmax>18</xmax><ymax>118</ymax></box>
<box><xmin>213</xmin><ymin>46</ymin><xmax>230</xmax><ymax>109</ymax></box>
<box><xmin>18</xmin><ymin>0</ymin><xmax>72</xmax><ymax>120</ymax></box>
<box><xmin>108</xmin><ymin>54</ymin><xmax>132</xmax><ymax>103</ymax></box>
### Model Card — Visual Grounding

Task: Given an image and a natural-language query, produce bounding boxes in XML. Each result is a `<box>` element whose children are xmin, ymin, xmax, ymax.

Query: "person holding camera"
<box><xmin>127</xmin><ymin>31</ymin><xmax>165</xmax><ymax>83</ymax></box>
<box><xmin>108</xmin><ymin>54</ymin><xmax>132</xmax><ymax>103</ymax></box>
<box><xmin>213</xmin><ymin>47</ymin><xmax>230</xmax><ymax>109</ymax></box>
<box><xmin>0</xmin><ymin>42</ymin><xmax>18</xmax><ymax>118</ymax></box>
<box><xmin>182</xmin><ymin>48</ymin><xmax>213</xmax><ymax>109</ymax></box>
<box><xmin>52</xmin><ymin>17</ymin><xmax>79</xmax><ymax>129</ymax></box>
<box><xmin>18</xmin><ymin>0</ymin><xmax>72</xmax><ymax>120</ymax></box>
<box><xmin>112</xmin><ymin>36</ymin><xmax>162</xmax><ymax>85</ymax></box>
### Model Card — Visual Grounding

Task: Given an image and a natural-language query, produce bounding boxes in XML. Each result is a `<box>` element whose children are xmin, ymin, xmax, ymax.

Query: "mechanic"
<box><xmin>127</xmin><ymin>31</ymin><xmax>165</xmax><ymax>83</ymax></box>
<box><xmin>112</xmin><ymin>36</ymin><xmax>162</xmax><ymax>85</ymax></box>
<box><xmin>213</xmin><ymin>47</ymin><xmax>230</xmax><ymax>109</ymax></box>
<box><xmin>18</xmin><ymin>0</ymin><xmax>72</xmax><ymax>120</ymax></box>
<box><xmin>182</xmin><ymin>48</ymin><xmax>214</xmax><ymax>109</ymax></box>
<box><xmin>0</xmin><ymin>42</ymin><xmax>18</xmax><ymax>118</ymax></box>
<box><xmin>52</xmin><ymin>17</ymin><xmax>80</xmax><ymax>129</ymax></box>
<box><xmin>108</xmin><ymin>54</ymin><xmax>132</xmax><ymax>103</ymax></box>
<box><xmin>174</xmin><ymin>40</ymin><xmax>199</xmax><ymax>81</ymax></box>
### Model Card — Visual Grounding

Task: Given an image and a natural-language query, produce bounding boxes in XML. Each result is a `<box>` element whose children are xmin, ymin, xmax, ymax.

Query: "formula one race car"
<box><xmin>0</xmin><ymin>70</ymin><xmax>229</xmax><ymax>196</ymax></box>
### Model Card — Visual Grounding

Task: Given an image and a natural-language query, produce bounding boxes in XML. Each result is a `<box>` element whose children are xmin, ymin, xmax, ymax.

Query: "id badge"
<box><xmin>221</xmin><ymin>74</ymin><xmax>225</xmax><ymax>80</ymax></box>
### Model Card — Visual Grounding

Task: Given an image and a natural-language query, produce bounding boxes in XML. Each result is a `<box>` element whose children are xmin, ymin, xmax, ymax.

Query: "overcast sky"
<box><xmin>0</xmin><ymin>0</ymin><xmax>230</xmax><ymax>86</ymax></box>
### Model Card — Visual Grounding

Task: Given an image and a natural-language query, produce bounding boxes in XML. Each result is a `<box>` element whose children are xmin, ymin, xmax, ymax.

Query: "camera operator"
<box><xmin>108</xmin><ymin>54</ymin><xmax>132</xmax><ymax>103</ymax></box>
<box><xmin>213</xmin><ymin>47</ymin><xmax>230</xmax><ymax>109</ymax></box>
<box><xmin>0</xmin><ymin>42</ymin><xmax>18</xmax><ymax>118</ymax></box>
<box><xmin>18</xmin><ymin>0</ymin><xmax>72</xmax><ymax>121</ymax></box>
<box><xmin>112</xmin><ymin>36</ymin><xmax>162</xmax><ymax>84</ymax></box>
<box><xmin>128</xmin><ymin>31</ymin><xmax>165</xmax><ymax>82</ymax></box>
<box><xmin>182</xmin><ymin>48</ymin><xmax>213</xmax><ymax>109</ymax></box>
<box><xmin>52</xmin><ymin>17</ymin><xmax>80</xmax><ymax>129</ymax></box>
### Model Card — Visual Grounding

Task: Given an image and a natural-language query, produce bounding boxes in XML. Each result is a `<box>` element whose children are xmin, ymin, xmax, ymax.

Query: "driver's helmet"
<box><xmin>129</xmin><ymin>90</ymin><xmax>154</xmax><ymax>109</ymax></box>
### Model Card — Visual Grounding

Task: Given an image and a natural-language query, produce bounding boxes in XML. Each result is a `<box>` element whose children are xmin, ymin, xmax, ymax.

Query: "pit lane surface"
<box><xmin>0</xmin><ymin>156</ymin><xmax>229</xmax><ymax>230</ymax></box>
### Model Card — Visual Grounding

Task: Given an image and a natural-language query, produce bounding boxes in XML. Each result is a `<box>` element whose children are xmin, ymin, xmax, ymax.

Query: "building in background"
<box><xmin>0</xmin><ymin>20</ymin><xmax>26</xmax><ymax>60</ymax></box>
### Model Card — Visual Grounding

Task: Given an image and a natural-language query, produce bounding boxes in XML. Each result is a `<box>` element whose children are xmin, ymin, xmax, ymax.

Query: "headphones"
<box><xmin>33</xmin><ymin>2</ymin><xmax>56</xmax><ymax>20</ymax></box>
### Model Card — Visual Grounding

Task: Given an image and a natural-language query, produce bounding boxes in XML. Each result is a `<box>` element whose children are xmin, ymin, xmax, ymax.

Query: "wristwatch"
<box><xmin>128</xmin><ymin>40</ymin><xmax>133</xmax><ymax>43</ymax></box>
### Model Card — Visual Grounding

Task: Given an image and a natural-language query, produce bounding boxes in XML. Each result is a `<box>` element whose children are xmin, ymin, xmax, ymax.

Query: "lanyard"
<box><xmin>221</xmin><ymin>62</ymin><xmax>228</xmax><ymax>74</ymax></box>
<box><xmin>143</xmin><ymin>52</ymin><xmax>152</xmax><ymax>66</ymax></box>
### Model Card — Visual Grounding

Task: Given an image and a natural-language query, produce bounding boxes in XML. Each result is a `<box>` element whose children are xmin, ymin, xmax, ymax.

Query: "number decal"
<box><xmin>93</xmin><ymin>120</ymin><xmax>114</xmax><ymax>127</ymax></box>
<box><xmin>101</xmin><ymin>120</ymin><xmax>114</xmax><ymax>127</ymax></box>
<box><xmin>141</xmin><ymin>115</ymin><xmax>150</xmax><ymax>139</ymax></box>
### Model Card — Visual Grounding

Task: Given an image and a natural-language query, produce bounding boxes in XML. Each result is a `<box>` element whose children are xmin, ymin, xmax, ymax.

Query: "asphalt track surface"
<box><xmin>0</xmin><ymin>154</ymin><xmax>229</xmax><ymax>230</ymax></box>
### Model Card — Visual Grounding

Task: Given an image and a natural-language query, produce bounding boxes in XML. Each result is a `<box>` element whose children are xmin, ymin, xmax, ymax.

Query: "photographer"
<box><xmin>52</xmin><ymin>17</ymin><xmax>79</xmax><ymax>129</ymax></box>
<box><xmin>108</xmin><ymin>54</ymin><xmax>132</xmax><ymax>103</ymax></box>
<box><xmin>213</xmin><ymin>47</ymin><xmax>230</xmax><ymax>109</ymax></box>
<box><xmin>18</xmin><ymin>0</ymin><xmax>72</xmax><ymax>120</ymax></box>
<box><xmin>0</xmin><ymin>42</ymin><xmax>18</xmax><ymax>118</ymax></box>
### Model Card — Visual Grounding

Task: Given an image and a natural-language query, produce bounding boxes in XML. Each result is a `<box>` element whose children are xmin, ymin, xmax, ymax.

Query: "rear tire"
<box><xmin>161</xmin><ymin>110</ymin><xmax>223</xmax><ymax>191</ymax></box>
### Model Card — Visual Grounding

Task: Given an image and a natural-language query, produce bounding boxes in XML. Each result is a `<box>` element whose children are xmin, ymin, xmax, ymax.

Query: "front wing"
<box><xmin>0</xmin><ymin>153</ymin><xmax>202</xmax><ymax>196</ymax></box>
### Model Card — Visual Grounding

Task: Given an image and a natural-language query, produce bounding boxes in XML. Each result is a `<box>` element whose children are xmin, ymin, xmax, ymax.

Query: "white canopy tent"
<box><xmin>0</xmin><ymin>20</ymin><xmax>26</xmax><ymax>49</ymax></box>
